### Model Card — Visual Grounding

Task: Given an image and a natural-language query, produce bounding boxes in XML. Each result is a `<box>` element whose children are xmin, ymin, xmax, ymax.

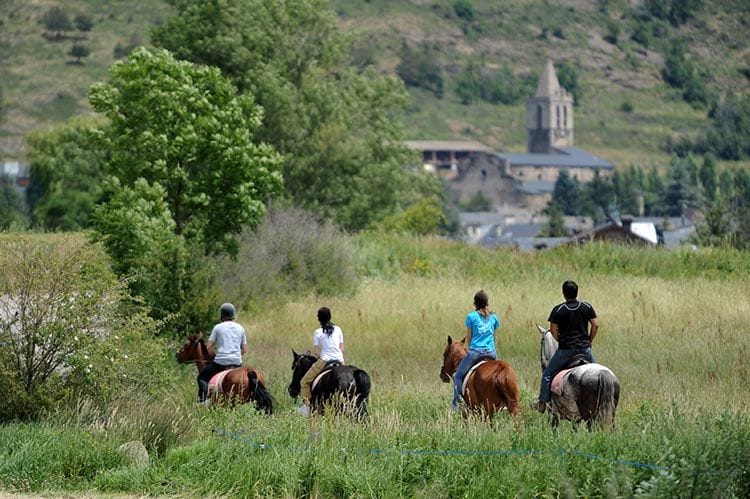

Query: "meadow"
<box><xmin>1</xmin><ymin>237</ymin><xmax>750</xmax><ymax>497</ymax></box>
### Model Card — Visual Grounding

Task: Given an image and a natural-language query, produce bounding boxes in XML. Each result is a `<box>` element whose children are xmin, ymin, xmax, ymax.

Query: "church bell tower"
<box><xmin>526</xmin><ymin>59</ymin><xmax>574</xmax><ymax>153</ymax></box>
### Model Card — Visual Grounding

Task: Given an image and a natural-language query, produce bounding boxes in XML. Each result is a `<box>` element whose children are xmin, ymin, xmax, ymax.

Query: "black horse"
<box><xmin>288</xmin><ymin>350</ymin><xmax>371</xmax><ymax>419</ymax></box>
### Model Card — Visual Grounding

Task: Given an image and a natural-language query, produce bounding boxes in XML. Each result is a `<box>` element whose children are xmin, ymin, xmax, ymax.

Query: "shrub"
<box><xmin>218</xmin><ymin>206</ymin><xmax>358</xmax><ymax>309</ymax></box>
<box><xmin>0</xmin><ymin>233</ymin><xmax>163</xmax><ymax>421</ymax></box>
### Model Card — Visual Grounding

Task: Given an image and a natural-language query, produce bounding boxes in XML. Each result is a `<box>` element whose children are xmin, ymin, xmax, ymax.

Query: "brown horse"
<box><xmin>176</xmin><ymin>333</ymin><xmax>273</xmax><ymax>414</ymax></box>
<box><xmin>440</xmin><ymin>335</ymin><xmax>520</xmax><ymax>421</ymax></box>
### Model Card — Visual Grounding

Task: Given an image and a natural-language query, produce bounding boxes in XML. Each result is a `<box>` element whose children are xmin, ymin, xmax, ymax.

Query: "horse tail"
<box><xmin>352</xmin><ymin>369</ymin><xmax>371</xmax><ymax>419</ymax></box>
<box><xmin>594</xmin><ymin>369</ymin><xmax>620</xmax><ymax>430</ymax></box>
<box><xmin>247</xmin><ymin>369</ymin><xmax>274</xmax><ymax>415</ymax></box>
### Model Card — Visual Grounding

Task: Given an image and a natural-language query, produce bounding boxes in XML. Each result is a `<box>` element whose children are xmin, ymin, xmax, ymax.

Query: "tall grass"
<box><xmin>1</xmin><ymin>236</ymin><xmax>749</xmax><ymax>496</ymax></box>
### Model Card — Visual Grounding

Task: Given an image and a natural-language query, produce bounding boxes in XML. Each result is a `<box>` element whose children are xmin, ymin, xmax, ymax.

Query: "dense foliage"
<box><xmin>152</xmin><ymin>0</ymin><xmax>439</xmax><ymax>231</ymax></box>
<box><xmin>26</xmin><ymin>118</ymin><xmax>107</xmax><ymax>231</ymax></box>
<box><xmin>0</xmin><ymin>234</ymin><xmax>164</xmax><ymax>421</ymax></box>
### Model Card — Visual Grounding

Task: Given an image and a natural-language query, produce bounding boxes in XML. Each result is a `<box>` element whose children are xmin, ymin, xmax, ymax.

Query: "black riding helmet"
<box><xmin>220</xmin><ymin>302</ymin><xmax>236</xmax><ymax>320</ymax></box>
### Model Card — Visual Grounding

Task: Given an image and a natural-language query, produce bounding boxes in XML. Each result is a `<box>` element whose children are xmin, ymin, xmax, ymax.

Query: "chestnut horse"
<box><xmin>440</xmin><ymin>336</ymin><xmax>520</xmax><ymax>420</ymax></box>
<box><xmin>176</xmin><ymin>334</ymin><xmax>273</xmax><ymax>414</ymax></box>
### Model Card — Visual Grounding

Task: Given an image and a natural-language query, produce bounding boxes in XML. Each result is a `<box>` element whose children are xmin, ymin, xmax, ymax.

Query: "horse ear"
<box><xmin>292</xmin><ymin>350</ymin><xmax>300</xmax><ymax>360</ymax></box>
<box><xmin>198</xmin><ymin>331</ymin><xmax>204</xmax><ymax>339</ymax></box>
<box><xmin>536</xmin><ymin>323</ymin><xmax>547</xmax><ymax>334</ymax></box>
<box><xmin>447</xmin><ymin>335</ymin><xmax>453</xmax><ymax>345</ymax></box>
<box><xmin>460</xmin><ymin>336</ymin><xmax>467</xmax><ymax>344</ymax></box>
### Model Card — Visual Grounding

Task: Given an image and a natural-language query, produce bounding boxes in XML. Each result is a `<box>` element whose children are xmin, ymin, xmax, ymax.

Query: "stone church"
<box><xmin>406</xmin><ymin>59</ymin><xmax>613</xmax><ymax>212</ymax></box>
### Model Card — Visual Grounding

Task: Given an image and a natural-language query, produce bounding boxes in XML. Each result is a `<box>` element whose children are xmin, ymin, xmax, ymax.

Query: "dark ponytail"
<box><xmin>317</xmin><ymin>307</ymin><xmax>335</xmax><ymax>336</ymax></box>
<box><xmin>473</xmin><ymin>290</ymin><xmax>491</xmax><ymax>317</ymax></box>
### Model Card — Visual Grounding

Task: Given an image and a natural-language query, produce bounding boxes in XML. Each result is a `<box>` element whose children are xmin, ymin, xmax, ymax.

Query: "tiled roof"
<box><xmin>497</xmin><ymin>147</ymin><xmax>613</xmax><ymax>169</ymax></box>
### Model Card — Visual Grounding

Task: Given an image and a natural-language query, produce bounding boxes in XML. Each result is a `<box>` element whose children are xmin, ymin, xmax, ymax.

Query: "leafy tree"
<box><xmin>381</xmin><ymin>196</ymin><xmax>447</xmax><ymax>235</ymax></box>
<box><xmin>73</xmin><ymin>14</ymin><xmax>94</xmax><ymax>33</ymax></box>
<box><xmin>692</xmin><ymin>196</ymin><xmax>734</xmax><ymax>247</ymax></box>
<box><xmin>25</xmin><ymin>118</ymin><xmax>107</xmax><ymax>231</ymax></box>
<box><xmin>610</xmin><ymin>166</ymin><xmax>641</xmax><ymax>215</ymax></box>
<box><xmin>42</xmin><ymin>6</ymin><xmax>72</xmax><ymax>36</ymax></box>
<box><xmin>89</xmin><ymin>47</ymin><xmax>283</xmax><ymax>256</ymax></box>
<box><xmin>700</xmin><ymin>96</ymin><xmax>750</xmax><ymax>160</ymax></box>
<box><xmin>67</xmin><ymin>43</ymin><xmax>90</xmax><ymax>64</ymax></box>
<box><xmin>396</xmin><ymin>42</ymin><xmax>444</xmax><ymax>98</ymax></box>
<box><xmin>152</xmin><ymin>0</ymin><xmax>434</xmax><ymax>231</ymax></box>
<box><xmin>460</xmin><ymin>190</ymin><xmax>492</xmax><ymax>212</ymax></box>
<box><xmin>480</xmin><ymin>65</ymin><xmax>535</xmax><ymax>105</ymax></box>
<box><xmin>453</xmin><ymin>0</ymin><xmax>475</xmax><ymax>21</ymax></box>
<box><xmin>455</xmin><ymin>63</ymin><xmax>481</xmax><ymax>105</ymax></box>
<box><xmin>582</xmin><ymin>170</ymin><xmax>614</xmax><ymax>222</ymax></box>
<box><xmin>551</xmin><ymin>168</ymin><xmax>581</xmax><ymax>215</ymax></box>
<box><xmin>698</xmin><ymin>154</ymin><xmax>717</xmax><ymax>204</ymax></box>
<box><xmin>663</xmin><ymin>156</ymin><xmax>698</xmax><ymax>216</ymax></box>
<box><xmin>543</xmin><ymin>203</ymin><xmax>568</xmax><ymax>237</ymax></box>
<box><xmin>643</xmin><ymin>166</ymin><xmax>666</xmax><ymax>215</ymax></box>
<box><xmin>91</xmin><ymin>178</ymin><xmax>215</xmax><ymax>332</ymax></box>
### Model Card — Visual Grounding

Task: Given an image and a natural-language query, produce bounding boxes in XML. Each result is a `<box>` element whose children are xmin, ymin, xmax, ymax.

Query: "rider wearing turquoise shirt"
<box><xmin>451</xmin><ymin>290</ymin><xmax>501</xmax><ymax>409</ymax></box>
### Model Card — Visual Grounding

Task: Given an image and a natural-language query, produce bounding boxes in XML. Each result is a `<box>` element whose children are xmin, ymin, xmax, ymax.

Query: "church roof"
<box><xmin>496</xmin><ymin>147</ymin><xmax>614</xmax><ymax>169</ymax></box>
<box><xmin>535</xmin><ymin>59</ymin><xmax>561</xmax><ymax>98</ymax></box>
<box><xmin>404</xmin><ymin>140</ymin><xmax>493</xmax><ymax>152</ymax></box>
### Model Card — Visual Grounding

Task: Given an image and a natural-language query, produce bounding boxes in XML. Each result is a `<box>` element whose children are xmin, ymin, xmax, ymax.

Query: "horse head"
<box><xmin>288</xmin><ymin>349</ymin><xmax>316</xmax><ymax>398</ymax></box>
<box><xmin>536</xmin><ymin>323</ymin><xmax>558</xmax><ymax>370</ymax></box>
<box><xmin>175</xmin><ymin>333</ymin><xmax>209</xmax><ymax>364</ymax></box>
<box><xmin>439</xmin><ymin>335</ymin><xmax>467</xmax><ymax>382</ymax></box>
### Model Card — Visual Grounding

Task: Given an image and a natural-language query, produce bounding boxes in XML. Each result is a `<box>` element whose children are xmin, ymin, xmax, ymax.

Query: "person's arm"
<box><xmin>465</xmin><ymin>326</ymin><xmax>472</xmax><ymax>347</ymax></box>
<box><xmin>588</xmin><ymin>318</ymin><xmax>599</xmax><ymax>343</ymax></box>
<box><xmin>313</xmin><ymin>345</ymin><xmax>322</xmax><ymax>357</ymax></box>
<box><xmin>206</xmin><ymin>340</ymin><xmax>215</xmax><ymax>357</ymax></box>
<box><xmin>549</xmin><ymin>322</ymin><xmax>560</xmax><ymax>342</ymax></box>
<box><xmin>240</xmin><ymin>343</ymin><xmax>247</xmax><ymax>356</ymax></box>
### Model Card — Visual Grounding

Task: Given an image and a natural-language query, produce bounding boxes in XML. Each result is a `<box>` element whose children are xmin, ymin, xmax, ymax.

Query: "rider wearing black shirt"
<box><xmin>533</xmin><ymin>280</ymin><xmax>598</xmax><ymax>413</ymax></box>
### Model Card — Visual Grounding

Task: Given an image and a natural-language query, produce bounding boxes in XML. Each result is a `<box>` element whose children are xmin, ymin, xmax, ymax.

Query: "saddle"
<box><xmin>460</xmin><ymin>355</ymin><xmax>496</xmax><ymax>396</ymax></box>
<box><xmin>311</xmin><ymin>361</ymin><xmax>342</xmax><ymax>391</ymax></box>
<box><xmin>565</xmin><ymin>353</ymin><xmax>590</xmax><ymax>368</ymax></box>
<box><xmin>208</xmin><ymin>370</ymin><xmax>231</xmax><ymax>395</ymax></box>
<box><xmin>550</xmin><ymin>356</ymin><xmax>591</xmax><ymax>396</ymax></box>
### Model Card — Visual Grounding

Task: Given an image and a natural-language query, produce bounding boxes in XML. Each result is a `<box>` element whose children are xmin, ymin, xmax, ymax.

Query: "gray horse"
<box><xmin>536</xmin><ymin>324</ymin><xmax>620</xmax><ymax>430</ymax></box>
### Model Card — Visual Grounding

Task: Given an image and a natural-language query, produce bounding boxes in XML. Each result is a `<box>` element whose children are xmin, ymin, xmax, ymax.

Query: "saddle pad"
<box><xmin>208</xmin><ymin>370</ymin><xmax>231</xmax><ymax>395</ymax></box>
<box><xmin>551</xmin><ymin>367</ymin><xmax>574</xmax><ymax>396</ymax></box>
<box><xmin>311</xmin><ymin>369</ymin><xmax>333</xmax><ymax>392</ymax></box>
<box><xmin>461</xmin><ymin>360</ymin><xmax>488</xmax><ymax>396</ymax></box>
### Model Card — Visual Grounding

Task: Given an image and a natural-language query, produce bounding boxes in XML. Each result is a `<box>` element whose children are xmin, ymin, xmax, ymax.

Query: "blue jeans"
<box><xmin>538</xmin><ymin>347</ymin><xmax>594</xmax><ymax>402</ymax></box>
<box><xmin>452</xmin><ymin>349</ymin><xmax>497</xmax><ymax>407</ymax></box>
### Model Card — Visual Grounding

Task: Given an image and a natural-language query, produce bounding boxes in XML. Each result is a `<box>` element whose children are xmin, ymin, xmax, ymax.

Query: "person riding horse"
<box><xmin>197</xmin><ymin>302</ymin><xmax>247</xmax><ymax>405</ymax></box>
<box><xmin>296</xmin><ymin>307</ymin><xmax>345</xmax><ymax>416</ymax></box>
<box><xmin>532</xmin><ymin>280</ymin><xmax>598</xmax><ymax>413</ymax></box>
<box><xmin>451</xmin><ymin>290</ymin><xmax>502</xmax><ymax>411</ymax></box>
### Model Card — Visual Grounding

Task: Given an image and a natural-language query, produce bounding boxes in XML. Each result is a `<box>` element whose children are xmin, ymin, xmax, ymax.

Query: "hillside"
<box><xmin>1</xmin><ymin>0</ymin><xmax>749</xmax><ymax>168</ymax></box>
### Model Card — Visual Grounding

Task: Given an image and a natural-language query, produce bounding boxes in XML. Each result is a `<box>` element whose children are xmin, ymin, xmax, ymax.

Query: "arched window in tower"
<box><xmin>556</xmin><ymin>105</ymin><xmax>561</xmax><ymax>129</ymax></box>
<box><xmin>564</xmin><ymin>106</ymin><xmax>568</xmax><ymax>128</ymax></box>
<box><xmin>537</xmin><ymin>105</ymin><xmax>543</xmax><ymax>129</ymax></box>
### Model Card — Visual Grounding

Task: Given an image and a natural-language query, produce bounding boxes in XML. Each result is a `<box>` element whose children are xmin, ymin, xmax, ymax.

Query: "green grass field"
<box><xmin>1</xmin><ymin>237</ymin><xmax>749</xmax><ymax>497</ymax></box>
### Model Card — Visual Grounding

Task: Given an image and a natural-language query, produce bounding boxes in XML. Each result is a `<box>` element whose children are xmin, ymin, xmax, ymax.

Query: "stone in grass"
<box><xmin>117</xmin><ymin>440</ymin><xmax>149</xmax><ymax>467</ymax></box>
